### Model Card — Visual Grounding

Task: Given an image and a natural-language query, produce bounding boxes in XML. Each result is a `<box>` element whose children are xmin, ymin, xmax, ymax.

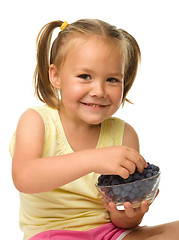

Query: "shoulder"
<box><xmin>13</xmin><ymin>106</ymin><xmax>50</xmax><ymax>152</ymax></box>
<box><xmin>17</xmin><ymin>107</ymin><xmax>45</xmax><ymax>132</ymax></box>
<box><xmin>9</xmin><ymin>107</ymin><xmax>43</xmax><ymax>157</ymax></box>
<box><xmin>9</xmin><ymin>107</ymin><xmax>46</xmax><ymax>166</ymax></box>
<box><xmin>15</xmin><ymin>104</ymin><xmax>58</xmax><ymax>140</ymax></box>
<box><xmin>123</xmin><ymin>122</ymin><xmax>140</xmax><ymax>152</ymax></box>
<box><xmin>14</xmin><ymin>104</ymin><xmax>59</xmax><ymax>153</ymax></box>
<box><xmin>19</xmin><ymin>104</ymin><xmax>57</xmax><ymax>129</ymax></box>
<box><xmin>15</xmin><ymin>108</ymin><xmax>45</xmax><ymax>149</ymax></box>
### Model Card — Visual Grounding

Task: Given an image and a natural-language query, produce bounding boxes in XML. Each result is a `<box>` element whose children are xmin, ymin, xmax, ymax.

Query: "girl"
<box><xmin>10</xmin><ymin>19</ymin><xmax>179</xmax><ymax>240</ymax></box>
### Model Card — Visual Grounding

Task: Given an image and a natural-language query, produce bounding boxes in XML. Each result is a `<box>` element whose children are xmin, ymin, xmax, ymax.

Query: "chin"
<box><xmin>85</xmin><ymin>117</ymin><xmax>106</xmax><ymax>125</ymax></box>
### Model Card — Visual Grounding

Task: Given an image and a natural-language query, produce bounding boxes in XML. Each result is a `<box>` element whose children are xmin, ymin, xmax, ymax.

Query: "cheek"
<box><xmin>61</xmin><ymin>83</ymin><xmax>86</xmax><ymax>102</ymax></box>
<box><xmin>111</xmin><ymin>86</ymin><xmax>123</xmax><ymax>106</ymax></box>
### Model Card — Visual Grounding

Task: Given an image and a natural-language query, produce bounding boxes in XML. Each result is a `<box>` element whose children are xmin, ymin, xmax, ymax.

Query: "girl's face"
<box><xmin>56</xmin><ymin>35</ymin><xmax>125</xmax><ymax>127</ymax></box>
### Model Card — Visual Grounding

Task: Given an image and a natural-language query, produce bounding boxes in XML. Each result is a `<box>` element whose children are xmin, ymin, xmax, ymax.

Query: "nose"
<box><xmin>89</xmin><ymin>81</ymin><xmax>106</xmax><ymax>98</ymax></box>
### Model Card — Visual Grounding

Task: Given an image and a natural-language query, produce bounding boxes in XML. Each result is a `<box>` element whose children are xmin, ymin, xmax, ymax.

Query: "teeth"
<box><xmin>86</xmin><ymin>103</ymin><xmax>103</xmax><ymax>107</ymax></box>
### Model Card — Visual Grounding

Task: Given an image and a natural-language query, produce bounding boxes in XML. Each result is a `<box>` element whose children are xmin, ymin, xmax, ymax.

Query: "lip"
<box><xmin>81</xmin><ymin>102</ymin><xmax>108</xmax><ymax>109</ymax></box>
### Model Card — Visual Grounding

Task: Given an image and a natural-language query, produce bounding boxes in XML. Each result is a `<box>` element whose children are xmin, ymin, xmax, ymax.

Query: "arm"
<box><xmin>104</xmin><ymin>123</ymin><xmax>149</xmax><ymax>228</ymax></box>
<box><xmin>12</xmin><ymin>109</ymin><xmax>93</xmax><ymax>193</ymax></box>
<box><xmin>12</xmin><ymin>111</ymin><xmax>146</xmax><ymax>194</ymax></box>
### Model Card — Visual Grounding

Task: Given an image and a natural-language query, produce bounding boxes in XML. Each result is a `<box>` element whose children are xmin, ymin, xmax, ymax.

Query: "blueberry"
<box><xmin>113</xmin><ymin>187</ymin><xmax>122</xmax><ymax>195</ymax></box>
<box><xmin>123</xmin><ymin>175</ymin><xmax>133</xmax><ymax>183</ymax></box>
<box><xmin>111</xmin><ymin>179</ymin><xmax>120</xmax><ymax>185</ymax></box>
<box><xmin>115</xmin><ymin>194</ymin><xmax>122</xmax><ymax>201</ymax></box>
<box><xmin>146</xmin><ymin>172</ymin><xmax>152</xmax><ymax>178</ymax></box>
<box><xmin>107</xmin><ymin>190</ymin><xmax>115</xmax><ymax>198</ymax></box>
<box><xmin>142</xmin><ymin>169</ymin><xmax>148</xmax><ymax>175</ymax></box>
<box><xmin>132</xmin><ymin>187</ymin><xmax>139</xmax><ymax>194</ymax></box>
<box><xmin>138</xmin><ymin>190</ymin><xmax>145</xmax><ymax>198</ymax></box>
<box><xmin>132</xmin><ymin>172</ymin><xmax>140</xmax><ymax>181</ymax></box>
<box><xmin>103</xmin><ymin>188</ymin><xmax>111</xmax><ymax>195</ymax></box>
<box><xmin>123</xmin><ymin>184</ymin><xmax>132</xmax><ymax>192</ymax></box>
<box><xmin>133</xmin><ymin>181</ymin><xmax>141</xmax><ymax>187</ymax></box>
<box><xmin>155</xmin><ymin>166</ymin><xmax>160</xmax><ymax>172</ymax></box>
<box><xmin>128</xmin><ymin>192</ymin><xmax>136</xmax><ymax>200</ymax></box>
<box><xmin>121</xmin><ymin>190</ymin><xmax>128</xmax><ymax>198</ymax></box>
<box><xmin>140</xmin><ymin>184</ymin><xmax>148</xmax><ymax>193</ymax></box>
<box><xmin>139</xmin><ymin>175</ymin><xmax>145</xmax><ymax>180</ymax></box>
<box><xmin>153</xmin><ymin>171</ymin><xmax>159</xmax><ymax>176</ymax></box>
<box><xmin>145</xmin><ymin>163</ymin><xmax>151</xmax><ymax>169</ymax></box>
<box><xmin>145</xmin><ymin>180</ymin><xmax>152</xmax><ymax>187</ymax></box>
<box><xmin>150</xmin><ymin>164</ymin><xmax>159</xmax><ymax>172</ymax></box>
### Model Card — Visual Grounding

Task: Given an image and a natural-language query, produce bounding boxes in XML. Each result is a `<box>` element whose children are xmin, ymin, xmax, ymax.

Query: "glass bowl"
<box><xmin>96</xmin><ymin>172</ymin><xmax>160</xmax><ymax>210</ymax></box>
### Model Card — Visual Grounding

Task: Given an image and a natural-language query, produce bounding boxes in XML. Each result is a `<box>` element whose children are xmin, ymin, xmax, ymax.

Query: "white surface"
<box><xmin>1</xmin><ymin>0</ymin><xmax>178</xmax><ymax>238</ymax></box>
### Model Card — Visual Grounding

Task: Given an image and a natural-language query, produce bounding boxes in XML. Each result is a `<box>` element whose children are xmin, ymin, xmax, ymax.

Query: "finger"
<box><xmin>101</xmin><ymin>198</ymin><xmax>110</xmax><ymax>211</ymax></box>
<box><xmin>126</xmin><ymin>149</ymin><xmax>146</xmax><ymax>173</ymax></box>
<box><xmin>141</xmin><ymin>200</ymin><xmax>149</xmax><ymax>214</ymax></box>
<box><xmin>117</xmin><ymin>167</ymin><xmax>130</xmax><ymax>179</ymax></box>
<box><xmin>124</xmin><ymin>202</ymin><xmax>135</xmax><ymax>218</ymax></box>
<box><xmin>101</xmin><ymin>199</ymin><xmax>118</xmax><ymax>214</ymax></box>
<box><xmin>108</xmin><ymin>201</ymin><xmax>117</xmax><ymax>210</ymax></box>
<box><xmin>108</xmin><ymin>202</ymin><xmax>122</xmax><ymax>215</ymax></box>
<box><xmin>155</xmin><ymin>189</ymin><xmax>159</xmax><ymax>199</ymax></box>
<box><xmin>121</xmin><ymin>160</ymin><xmax>136</xmax><ymax>175</ymax></box>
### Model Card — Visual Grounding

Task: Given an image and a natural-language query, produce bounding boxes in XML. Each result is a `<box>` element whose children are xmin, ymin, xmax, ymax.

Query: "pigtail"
<box><xmin>34</xmin><ymin>21</ymin><xmax>63</xmax><ymax>109</ymax></box>
<box><xmin>120</xmin><ymin>29</ymin><xmax>141</xmax><ymax>105</ymax></box>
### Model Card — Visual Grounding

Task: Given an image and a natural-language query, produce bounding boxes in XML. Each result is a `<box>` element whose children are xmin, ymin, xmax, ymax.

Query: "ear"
<box><xmin>49</xmin><ymin>64</ymin><xmax>61</xmax><ymax>89</ymax></box>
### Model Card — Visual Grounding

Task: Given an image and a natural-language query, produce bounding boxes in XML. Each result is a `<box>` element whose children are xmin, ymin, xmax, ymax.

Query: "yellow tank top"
<box><xmin>9</xmin><ymin>104</ymin><xmax>125</xmax><ymax>240</ymax></box>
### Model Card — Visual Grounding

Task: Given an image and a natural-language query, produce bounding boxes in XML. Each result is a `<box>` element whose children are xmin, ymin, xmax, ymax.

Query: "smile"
<box><xmin>84</xmin><ymin>103</ymin><xmax>105</xmax><ymax>107</ymax></box>
<box><xmin>81</xmin><ymin>102</ymin><xmax>107</xmax><ymax>108</ymax></box>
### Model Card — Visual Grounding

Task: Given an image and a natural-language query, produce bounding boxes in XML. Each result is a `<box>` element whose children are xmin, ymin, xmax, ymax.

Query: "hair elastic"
<box><xmin>60</xmin><ymin>21</ymin><xmax>68</xmax><ymax>31</ymax></box>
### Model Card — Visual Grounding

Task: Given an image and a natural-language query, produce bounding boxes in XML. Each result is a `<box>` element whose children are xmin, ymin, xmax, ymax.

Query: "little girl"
<box><xmin>10</xmin><ymin>19</ymin><xmax>179</xmax><ymax>240</ymax></box>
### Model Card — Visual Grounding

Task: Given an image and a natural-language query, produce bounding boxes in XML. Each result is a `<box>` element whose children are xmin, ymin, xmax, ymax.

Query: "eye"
<box><xmin>78</xmin><ymin>74</ymin><xmax>91</xmax><ymax>80</ymax></box>
<box><xmin>107</xmin><ymin>78</ymin><xmax>121</xmax><ymax>83</ymax></box>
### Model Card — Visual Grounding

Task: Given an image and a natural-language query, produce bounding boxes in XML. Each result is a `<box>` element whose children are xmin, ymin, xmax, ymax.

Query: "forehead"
<box><xmin>68</xmin><ymin>33</ymin><xmax>124</xmax><ymax>55</ymax></box>
<box><xmin>63</xmin><ymin>33</ymin><xmax>126</xmax><ymax>69</ymax></box>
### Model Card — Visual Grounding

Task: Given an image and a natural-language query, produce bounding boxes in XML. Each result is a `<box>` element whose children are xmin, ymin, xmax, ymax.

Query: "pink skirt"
<box><xmin>29</xmin><ymin>223</ymin><xmax>134</xmax><ymax>240</ymax></box>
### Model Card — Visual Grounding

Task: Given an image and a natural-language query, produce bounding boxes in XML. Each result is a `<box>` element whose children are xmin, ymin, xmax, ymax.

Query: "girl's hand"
<box><xmin>92</xmin><ymin>146</ymin><xmax>147</xmax><ymax>179</ymax></box>
<box><xmin>101</xmin><ymin>189</ymin><xmax>159</xmax><ymax>229</ymax></box>
<box><xmin>102</xmin><ymin>199</ymin><xmax>149</xmax><ymax>229</ymax></box>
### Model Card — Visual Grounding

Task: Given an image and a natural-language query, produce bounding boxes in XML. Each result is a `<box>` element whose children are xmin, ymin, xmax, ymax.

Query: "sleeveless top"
<box><xmin>9</xmin><ymin>104</ymin><xmax>125</xmax><ymax>240</ymax></box>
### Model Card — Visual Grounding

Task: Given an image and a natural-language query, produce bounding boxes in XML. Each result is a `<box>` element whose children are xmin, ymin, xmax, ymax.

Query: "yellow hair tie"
<box><xmin>60</xmin><ymin>21</ymin><xmax>68</xmax><ymax>31</ymax></box>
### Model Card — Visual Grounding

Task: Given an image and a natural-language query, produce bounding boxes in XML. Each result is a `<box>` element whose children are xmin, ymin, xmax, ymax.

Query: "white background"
<box><xmin>1</xmin><ymin>0</ymin><xmax>179</xmax><ymax>238</ymax></box>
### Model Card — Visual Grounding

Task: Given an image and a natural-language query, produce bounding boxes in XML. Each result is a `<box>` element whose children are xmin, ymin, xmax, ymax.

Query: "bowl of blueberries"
<box><xmin>96</xmin><ymin>162</ymin><xmax>160</xmax><ymax>210</ymax></box>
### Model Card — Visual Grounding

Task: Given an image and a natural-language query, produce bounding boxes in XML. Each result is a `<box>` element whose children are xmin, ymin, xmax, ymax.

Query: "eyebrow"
<box><xmin>108</xmin><ymin>72</ymin><xmax>124</xmax><ymax>78</ymax></box>
<box><xmin>74</xmin><ymin>67</ymin><xmax>124</xmax><ymax>80</ymax></box>
<box><xmin>76</xmin><ymin>68</ymin><xmax>124</xmax><ymax>76</ymax></box>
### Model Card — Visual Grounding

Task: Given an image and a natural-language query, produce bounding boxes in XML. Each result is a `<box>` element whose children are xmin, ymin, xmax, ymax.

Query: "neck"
<box><xmin>58</xmin><ymin>110</ymin><xmax>101</xmax><ymax>151</ymax></box>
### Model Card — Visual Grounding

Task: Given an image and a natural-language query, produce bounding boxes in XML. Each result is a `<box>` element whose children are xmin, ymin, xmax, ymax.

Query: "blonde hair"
<box><xmin>34</xmin><ymin>19</ymin><xmax>141</xmax><ymax>109</ymax></box>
